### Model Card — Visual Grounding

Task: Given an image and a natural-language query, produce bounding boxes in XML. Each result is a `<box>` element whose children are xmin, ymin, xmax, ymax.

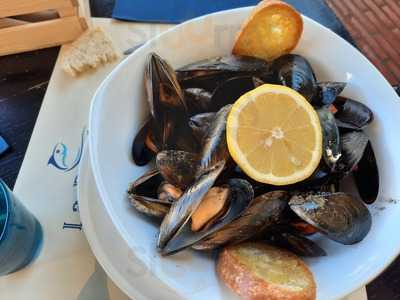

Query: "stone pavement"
<box><xmin>326</xmin><ymin>0</ymin><xmax>400</xmax><ymax>85</ymax></box>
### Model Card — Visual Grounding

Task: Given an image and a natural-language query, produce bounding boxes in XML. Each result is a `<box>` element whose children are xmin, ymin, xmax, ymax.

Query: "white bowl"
<box><xmin>88</xmin><ymin>7</ymin><xmax>400</xmax><ymax>300</ymax></box>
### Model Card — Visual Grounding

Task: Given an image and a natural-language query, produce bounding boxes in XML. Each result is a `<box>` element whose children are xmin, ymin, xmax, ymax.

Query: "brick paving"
<box><xmin>325</xmin><ymin>0</ymin><xmax>400</xmax><ymax>85</ymax></box>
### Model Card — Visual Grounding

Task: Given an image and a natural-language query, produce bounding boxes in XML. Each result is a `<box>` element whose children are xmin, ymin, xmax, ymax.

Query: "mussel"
<box><xmin>192</xmin><ymin>190</ymin><xmax>290</xmax><ymax>251</ymax></box>
<box><xmin>158</xmin><ymin>105</ymin><xmax>233</xmax><ymax>249</ymax></box>
<box><xmin>143</xmin><ymin>53</ymin><xmax>198</xmax><ymax>154</ymax></box>
<box><xmin>128</xmin><ymin>169</ymin><xmax>172</xmax><ymax>218</ymax></box>
<box><xmin>317</xmin><ymin>108</ymin><xmax>341</xmax><ymax>168</ymax></box>
<box><xmin>158</xmin><ymin>182</ymin><xmax>183</xmax><ymax>204</ymax></box>
<box><xmin>188</xmin><ymin>112</ymin><xmax>216</xmax><ymax>143</ymax></box>
<box><xmin>270</xmin><ymin>54</ymin><xmax>317</xmax><ymax>102</ymax></box>
<box><xmin>209</xmin><ymin>76</ymin><xmax>260</xmax><ymax>111</ymax></box>
<box><xmin>158</xmin><ymin>161</ymin><xmax>225</xmax><ymax>249</ymax></box>
<box><xmin>184</xmin><ymin>88</ymin><xmax>213</xmax><ymax>115</ymax></box>
<box><xmin>395</xmin><ymin>85</ymin><xmax>400</xmax><ymax>96</ymax></box>
<box><xmin>313</xmin><ymin>81</ymin><xmax>346</xmax><ymax>106</ymax></box>
<box><xmin>177</xmin><ymin>55</ymin><xmax>271</xmax><ymax>83</ymax></box>
<box><xmin>264</xmin><ymin>226</ymin><xmax>326</xmax><ymax>257</ymax></box>
<box><xmin>353</xmin><ymin>142</ymin><xmax>379</xmax><ymax>204</ymax></box>
<box><xmin>336</xmin><ymin>131</ymin><xmax>369</xmax><ymax>174</ymax></box>
<box><xmin>131</xmin><ymin>120</ymin><xmax>155</xmax><ymax>166</ymax></box>
<box><xmin>156</xmin><ymin>150</ymin><xmax>198</xmax><ymax>189</ymax></box>
<box><xmin>197</xmin><ymin>104</ymin><xmax>232</xmax><ymax>172</ymax></box>
<box><xmin>289</xmin><ymin>192</ymin><xmax>372</xmax><ymax>245</ymax></box>
<box><xmin>333</xmin><ymin>96</ymin><xmax>373</xmax><ymax>129</ymax></box>
<box><xmin>161</xmin><ymin>179</ymin><xmax>254</xmax><ymax>255</ymax></box>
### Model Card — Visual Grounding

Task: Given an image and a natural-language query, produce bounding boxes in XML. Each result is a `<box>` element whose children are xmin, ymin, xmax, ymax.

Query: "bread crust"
<box><xmin>232</xmin><ymin>0</ymin><xmax>303</xmax><ymax>61</ymax></box>
<box><xmin>217</xmin><ymin>243</ymin><xmax>316</xmax><ymax>300</ymax></box>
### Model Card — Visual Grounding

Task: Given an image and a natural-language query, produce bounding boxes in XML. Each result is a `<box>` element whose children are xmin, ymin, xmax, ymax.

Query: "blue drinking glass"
<box><xmin>0</xmin><ymin>179</ymin><xmax>43</xmax><ymax>275</ymax></box>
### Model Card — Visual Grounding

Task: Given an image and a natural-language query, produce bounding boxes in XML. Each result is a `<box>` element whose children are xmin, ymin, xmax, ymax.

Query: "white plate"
<box><xmin>88</xmin><ymin>7</ymin><xmax>400</xmax><ymax>300</ymax></box>
<box><xmin>78</xmin><ymin>146</ymin><xmax>368</xmax><ymax>300</ymax></box>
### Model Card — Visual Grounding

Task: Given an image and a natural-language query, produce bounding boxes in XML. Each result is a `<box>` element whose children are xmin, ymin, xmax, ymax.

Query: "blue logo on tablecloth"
<box><xmin>48</xmin><ymin>127</ymin><xmax>87</xmax><ymax>172</ymax></box>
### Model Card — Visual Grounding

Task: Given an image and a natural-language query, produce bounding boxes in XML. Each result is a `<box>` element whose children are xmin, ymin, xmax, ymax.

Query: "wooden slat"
<box><xmin>0</xmin><ymin>16</ymin><xmax>87</xmax><ymax>56</ymax></box>
<box><xmin>0</xmin><ymin>0</ymin><xmax>76</xmax><ymax>18</ymax></box>
<box><xmin>57</xmin><ymin>6</ymin><xmax>78</xmax><ymax>17</ymax></box>
<box><xmin>14</xmin><ymin>10</ymin><xmax>59</xmax><ymax>22</ymax></box>
<box><xmin>0</xmin><ymin>18</ymin><xmax>28</xmax><ymax>29</ymax></box>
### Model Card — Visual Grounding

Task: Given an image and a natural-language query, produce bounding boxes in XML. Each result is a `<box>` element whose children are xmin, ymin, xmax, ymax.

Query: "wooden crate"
<box><xmin>0</xmin><ymin>0</ymin><xmax>88</xmax><ymax>56</ymax></box>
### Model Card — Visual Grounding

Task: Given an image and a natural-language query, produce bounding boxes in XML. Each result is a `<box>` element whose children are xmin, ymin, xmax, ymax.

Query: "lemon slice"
<box><xmin>227</xmin><ymin>84</ymin><xmax>322</xmax><ymax>185</ymax></box>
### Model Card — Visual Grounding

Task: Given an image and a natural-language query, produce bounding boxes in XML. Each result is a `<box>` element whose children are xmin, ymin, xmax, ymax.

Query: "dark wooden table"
<box><xmin>0</xmin><ymin>1</ymin><xmax>398</xmax><ymax>299</ymax></box>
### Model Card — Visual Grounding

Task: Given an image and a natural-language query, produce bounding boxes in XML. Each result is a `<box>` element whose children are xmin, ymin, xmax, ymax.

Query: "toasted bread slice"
<box><xmin>217</xmin><ymin>243</ymin><xmax>316</xmax><ymax>300</ymax></box>
<box><xmin>62</xmin><ymin>27</ymin><xmax>119</xmax><ymax>76</ymax></box>
<box><xmin>232</xmin><ymin>0</ymin><xmax>303</xmax><ymax>61</ymax></box>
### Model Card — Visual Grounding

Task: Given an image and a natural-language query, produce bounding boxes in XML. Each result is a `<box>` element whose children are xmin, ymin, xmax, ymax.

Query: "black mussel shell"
<box><xmin>265</xmin><ymin>226</ymin><xmax>326</xmax><ymax>257</ymax></box>
<box><xmin>353</xmin><ymin>142</ymin><xmax>379</xmax><ymax>204</ymax></box>
<box><xmin>289</xmin><ymin>192</ymin><xmax>372</xmax><ymax>245</ymax></box>
<box><xmin>210</xmin><ymin>76</ymin><xmax>258</xmax><ymax>112</ymax></box>
<box><xmin>189</xmin><ymin>112</ymin><xmax>216</xmax><ymax>143</ymax></box>
<box><xmin>336</xmin><ymin>131</ymin><xmax>369</xmax><ymax>174</ymax></box>
<box><xmin>394</xmin><ymin>85</ymin><xmax>400</xmax><ymax>96</ymax></box>
<box><xmin>291</xmin><ymin>160</ymin><xmax>333</xmax><ymax>192</ymax></box>
<box><xmin>333</xmin><ymin>97</ymin><xmax>373</xmax><ymax>129</ymax></box>
<box><xmin>270</xmin><ymin>54</ymin><xmax>317</xmax><ymax>102</ymax></box>
<box><xmin>193</xmin><ymin>190</ymin><xmax>290</xmax><ymax>251</ymax></box>
<box><xmin>313</xmin><ymin>82</ymin><xmax>346</xmax><ymax>106</ymax></box>
<box><xmin>176</xmin><ymin>55</ymin><xmax>270</xmax><ymax>81</ymax></box>
<box><xmin>198</xmin><ymin>105</ymin><xmax>232</xmax><ymax>172</ymax></box>
<box><xmin>252</xmin><ymin>76</ymin><xmax>265</xmax><ymax>88</ymax></box>
<box><xmin>131</xmin><ymin>120</ymin><xmax>154</xmax><ymax>166</ymax></box>
<box><xmin>156</xmin><ymin>150</ymin><xmax>198</xmax><ymax>189</ymax></box>
<box><xmin>145</xmin><ymin>53</ymin><xmax>194</xmax><ymax>151</ymax></box>
<box><xmin>184</xmin><ymin>88</ymin><xmax>213</xmax><ymax>115</ymax></box>
<box><xmin>146</xmin><ymin>53</ymin><xmax>186</xmax><ymax>118</ymax></box>
<box><xmin>161</xmin><ymin>179</ymin><xmax>254</xmax><ymax>255</ymax></box>
<box><xmin>171</xmin><ymin>122</ymin><xmax>200</xmax><ymax>154</ymax></box>
<box><xmin>128</xmin><ymin>169</ymin><xmax>171</xmax><ymax>218</ymax></box>
<box><xmin>158</xmin><ymin>161</ymin><xmax>226</xmax><ymax>249</ymax></box>
<box><xmin>317</xmin><ymin>108</ymin><xmax>341</xmax><ymax>169</ymax></box>
<box><xmin>178</xmin><ymin>73</ymin><xmax>237</xmax><ymax>94</ymax></box>
<box><xmin>177</xmin><ymin>55</ymin><xmax>271</xmax><ymax>93</ymax></box>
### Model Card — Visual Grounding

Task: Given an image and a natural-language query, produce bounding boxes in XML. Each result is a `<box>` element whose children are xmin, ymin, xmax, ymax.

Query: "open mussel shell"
<box><xmin>289</xmin><ymin>192</ymin><xmax>372</xmax><ymax>245</ymax></box>
<box><xmin>156</xmin><ymin>150</ymin><xmax>198</xmax><ymax>189</ymax></box>
<box><xmin>189</xmin><ymin>112</ymin><xmax>216</xmax><ymax>143</ymax></box>
<box><xmin>336</xmin><ymin>131</ymin><xmax>369</xmax><ymax>174</ymax></box>
<box><xmin>128</xmin><ymin>169</ymin><xmax>171</xmax><ymax>218</ymax></box>
<box><xmin>265</xmin><ymin>226</ymin><xmax>326</xmax><ymax>257</ymax></box>
<box><xmin>131</xmin><ymin>120</ymin><xmax>154</xmax><ymax>166</ymax></box>
<box><xmin>313</xmin><ymin>81</ymin><xmax>346</xmax><ymax>106</ymax></box>
<box><xmin>270</xmin><ymin>54</ymin><xmax>317</xmax><ymax>102</ymax></box>
<box><xmin>161</xmin><ymin>179</ymin><xmax>254</xmax><ymax>255</ymax></box>
<box><xmin>158</xmin><ymin>161</ymin><xmax>226</xmax><ymax>249</ymax></box>
<box><xmin>158</xmin><ymin>105</ymin><xmax>233</xmax><ymax>249</ymax></box>
<box><xmin>193</xmin><ymin>190</ymin><xmax>290</xmax><ymax>251</ymax></box>
<box><xmin>317</xmin><ymin>108</ymin><xmax>341</xmax><ymax>168</ymax></box>
<box><xmin>353</xmin><ymin>142</ymin><xmax>379</xmax><ymax>204</ymax></box>
<box><xmin>333</xmin><ymin>96</ymin><xmax>373</xmax><ymax>129</ymax></box>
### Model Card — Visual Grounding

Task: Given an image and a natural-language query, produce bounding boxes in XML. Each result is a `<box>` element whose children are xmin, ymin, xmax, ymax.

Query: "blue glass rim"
<box><xmin>0</xmin><ymin>180</ymin><xmax>10</xmax><ymax>245</ymax></box>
